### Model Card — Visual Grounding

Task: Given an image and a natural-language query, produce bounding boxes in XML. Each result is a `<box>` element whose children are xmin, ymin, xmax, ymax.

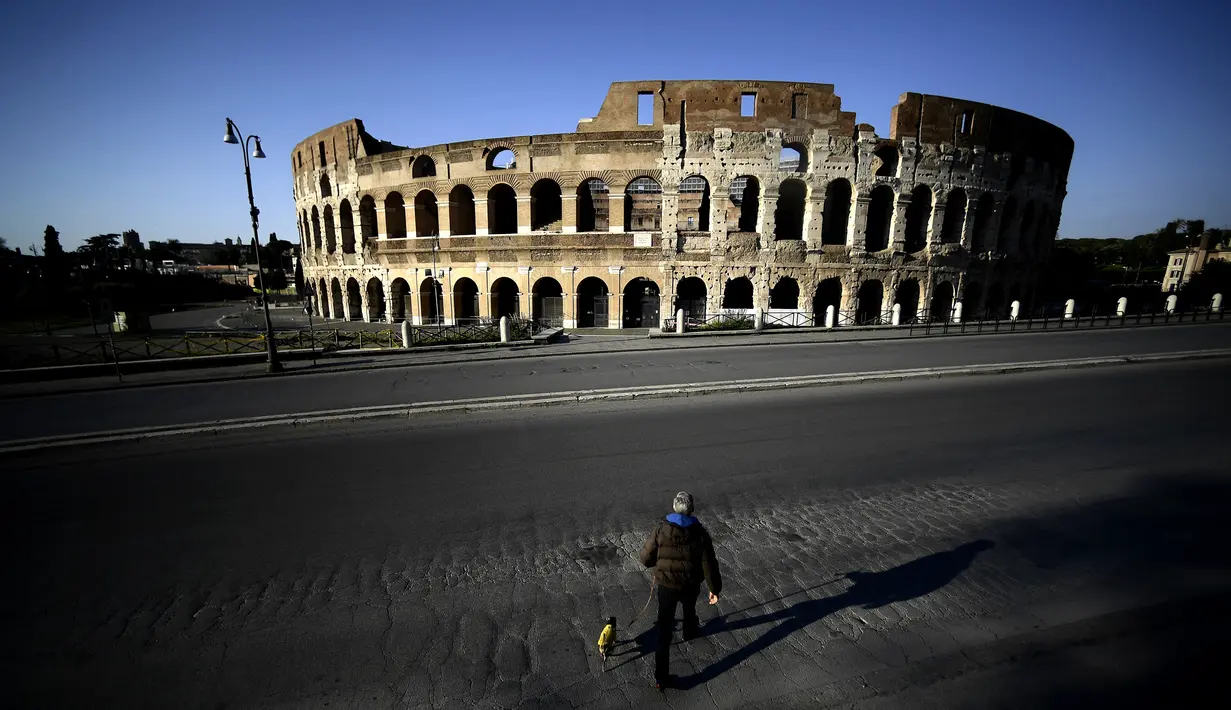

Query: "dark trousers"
<box><xmin>655</xmin><ymin>585</ymin><xmax>700</xmax><ymax>681</ymax></box>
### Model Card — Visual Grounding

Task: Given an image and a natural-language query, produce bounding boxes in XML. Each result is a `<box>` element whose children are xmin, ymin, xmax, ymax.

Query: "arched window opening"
<box><xmin>770</xmin><ymin>278</ymin><xmax>799</xmax><ymax>309</ymax></box>
<box><xmin>366</xmin><ymin>278</ymin><xmax>385</xmax><ymax>322</ymax></box>
<box><xmin>865</xmin><ymin>186</ymin><xmax>894</xmax><ymax>252</ymax></box>
<box><xmin>904</xmin><ymin>186</ymin><xmax>933</xmax><ymax>252</ymax></box>
<box><xmin>780</xmin><ymin>144</ymin><xmax>806</xmax><ymax>173</ymax></box>
<box><xmin>487</xmin><ymin>184</ymin><xmax>517</xmax><ymax>235</ymax></box>
<box><xmin>487</xmin><ymin>148</ymin><xmax>515</xmax><ymax>170</ymax></box>
<box><xmin>930</xmin><ymin>281</ymin><xmax>955</xmax><ymax>322</ymax></box>
<box><xmin>320</xmin><ymin>174</ymin><xmax>331</xmax><ymax>198</ymax></box>
<box><xmin>774</xmin><ymin>179</ymin><xmax>807</xmax><ymax>240</ymax></box>
<box><xmin>676</xmin><ymin>277</ymin><xmax>707</xmax><ymax>320</ymax></box>
<box><xmin>532</xmin><ymin>277</ymin><xmax>564</xmax><ymax>327</ymax></box>
<box><xmin>576</xmin><ymin>277</ymin><xmax>610</xmax><ymax>328</ymax></box>
<box><xmin>490</xmin><ymin>278</ymin><xmax>520</xmax><ymax>320</ymax></box>
<box><xmin>415</xmin><ymin>191</ymin><xmax>439</xmax><ymax>237</ymax></box>
<box><xmin>449</xmin><ymin>185</ymin><xmax>476</xmax><ymax>236</ymax></box>
<box><xmin>389</xmin><ymin>278</ymin><xmax>410</xmax><ymax>322</ymax></box>
<box><xmin>622</xmin><ymin>278</ymin><xmax>660</xmax><ymax>328</ymax></box>
<box><xmin>339</xmin><ymin>200</ymin><xmax>355</xmax><ymax>254</ymax></box>
<box><xmin>419</xmin><ymin>278</ymin><xmax>443</xmax><ymax>325</ymax></box>
<box><xmin>310</xmin><ymin>206</ymin><xmax>322</xmax><ymax>251</ymax></box>
<box><xmin>874</xmin><ymin>145</ymin><xmax>899</xmax><ymax>178</ymax></box>
<box><xmin>453</xmin><ymin>277</ymin><xmax>479</xmax><ymax>324</ymax></box>
<box><xmin>411</xmin><ymin>155</ymin><xmax>436</xmax><ymax>178</ymax></box>
<box><xmin>625</xmin><ymin>177</ymin><xmax>663</xmax><ymax>232</ymax></box>
<box><xmin>678</xmin><ymin>175</ymin><xmax>710</xmax><ymax>231</ymax></box>
<box><xmin>722</xmin><ymin>277</ymin><xmax>754</xmax><ymax>309</ymax></box>
<box><xmin>895</xmin><ymin>279</ymin><xmax>920</xmax><ymax>324</ymax></box>
<box><xmin>330</xmin><ymin>278</ymin><xmax>343</xmax><ymax>318</ymax></box>
<box><xmin>856</xmin><ymin>280</ymin><xmax>884</xmax><ymax>325</ymax></box>
<box><xmin>317</xmin><ymin>278</ymin><xmax>328</xmax><ymax>317</ymax></box>
<box><xmin>530</xmin><ymin>179</ymin><xmax>562</xmax><ymax>231</ymax></box>
<box><xmin>346</xmin><ymin>278</ymin><xmax>362</xmax><ymax>320</ymax></box>
<box><xmin>359</xmin><ymin>195</ymin><xmax>378</xmax><ymax>243</ymax></box>
<box><xmin>729</xmin><ymin>176</ymin><xmax>760</xmax><ymax>232</ymax></box>
<box><xmin>813</xmin><ymin>278</ymin><xmax>842</xmax><ymax>321</ymax></box>
<box><xmin>324</xmin><ymin>205</ymin><xmax>337</xmax><ymax>253</ymax></box>
<box><xmin>971</xmin><ymin>194</ymin><xmax>995</xmax><ymax>253</ymax></box>
<box><xmin>940</xmin><ymin>188</ymin><xmax>967</xmax><ymax>244</ymax></box>
<box><xmin>384</xmin><ymin>192</ymin><xmax>406</xmax><ymax>239</ymax></box>
<box><xmin>821</xmin><ymin>179</ymin><xmax>851</xmax><ymax>245</ymax></box>
<box><xmin>577</xmin><ymin>179</ymin><xmax>609</xmax><ymax>232</ymax></box>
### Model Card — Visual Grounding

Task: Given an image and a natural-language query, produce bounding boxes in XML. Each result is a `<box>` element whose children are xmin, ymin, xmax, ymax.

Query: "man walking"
<box><xmin>639</xmin><ymin>491</ymin><xmax>722</xmax><ymax>689</ymax></box>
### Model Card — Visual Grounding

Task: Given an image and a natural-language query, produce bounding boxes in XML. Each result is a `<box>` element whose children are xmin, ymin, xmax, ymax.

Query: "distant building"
<box><xmin>122</xmin><ymin>231</ymin><xmax>143</xmax><ymax>251</ymax></box>
<box><xmin>1162</xmin><ymin>232</ymin><xmax>1230</xmax><ymax>292</ymax></box>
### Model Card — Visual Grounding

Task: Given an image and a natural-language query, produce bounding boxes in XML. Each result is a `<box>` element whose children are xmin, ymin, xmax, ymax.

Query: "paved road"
<box><xmin>2</xmin><ymin>323</ymin><xmax>1230</xmax><ymax>442</ymax></box>
<box><xmin>6</xmin><ymin>361</ymin><xmax>1229</xmax><ymax>708</ymax></box>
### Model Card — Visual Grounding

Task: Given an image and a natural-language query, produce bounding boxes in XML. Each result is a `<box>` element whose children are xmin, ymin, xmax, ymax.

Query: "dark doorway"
<box><xmin>532</xmin><ymin>277</ymin><xmax>564</xmax><ymax>327</ymax></box>
<box><xmin>813</xmin><ymin>278</ymin><xmax>842</xmax><ymax>322</ymax></box>
<box><xmin>856</xmin><ymin>280</ymin><xmax>884</xmax><ymax>324</ymax></box>
<box><xmin>722</xmin><ymin>277</ymin><xmax>754</xmax><ymax>309</ymax></box>
<box><xmin>419</xmin><ymin>278</ymin><xmax>443</xmax><ymax>325</ymax></box>
<box><xmin>453</xmin><ymin>278</ymin><xmax>479</xmax><ymax>324</ymax></box>
<box><xmin>677</xmin><ymin>277</ymin><xmax>707</xmax><ymax>320</ymax></box>
<box><xmin>895</xmin><ymin>279</ymin><xmax>920</xmax><ymax>324</ymax></box>
<box><xmin>623</xmin><ymin>278</ymin><xmax>660</xmax><ymax>328</ymax></box>
<box><xmin>490</xmin><ymin>277</ymin><xmax>519</xmax><ymax>319</ymax></box>
<box><xmin>930</xmin><ymin>281</ymin><xmax>955</xmax><ymax>322</ymax></box>
<box><xmin>770</xmin><ymin>278</ymin><xmax>799</xmax><ymax>309</ymax></box>
<box><xmin>963</xmin><ymin>281</ymin><xmax>984</xmax><ymax>320</ymax></box>
<box><xmin>390</xmin><ymin>278</ymin><xmax>410</xmax><ymax>322</ymax></box>
<box><xmin>576</xmin><ymin>277</ymin><xmax>609</xmax><ymax>328</ymax></box>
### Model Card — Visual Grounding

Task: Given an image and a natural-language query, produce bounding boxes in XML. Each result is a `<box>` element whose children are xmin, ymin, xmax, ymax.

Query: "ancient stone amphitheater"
<box><xmin>292</xmin><ymin>80</ymin><xmax>1072</xmax><ymax>329</ymax></box>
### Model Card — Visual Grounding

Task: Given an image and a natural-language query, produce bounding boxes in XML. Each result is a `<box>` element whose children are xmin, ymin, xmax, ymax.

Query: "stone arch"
<box><xmin>329</xmin><ymin>277</ymin><xmax>342</xmax><ymax>318</ymax></box>
<box><xmin>453</xmin><ymin>277</ymin><xmax>479</xmax><ymax>323</ymax></box>
<box><xmin>625</xmin><ymin>177</ymin><xmax>663</xmax><ymax>232</ymax></box>
<box><xmin>317</xmin><ymin>277</ymin><xmax>328</xmax><ymax>317</ymax></box>
<box><xmin>822</xmin><ymin>179</ymin><xmax>851</xmax><ymax>245</ymax></box>
<box><xmin>813</xmin><ymin>277</ymin><xmax>842</xmax><ymax>320</ymax></box>
<box><xmin>530</xmin><ymin>179</ymin><xmax>562</xmax><ymax>231</ymax></box>
<box><xmin>722</xmin><ymin>276</ymin><xmax>754</xmax><ymax>309</ymax></box>
<box><xmin>346</xmin><ymin>277</ymin><xmax>362</xmax><ymax>320</ymax></box>
<box><xmin>532</xmin><ymin>277</ymin><xmax>564</xmax><ymax>326</ymax></box>
<box><xmin>622</xmin><ymin>277</ymin><xmax>660</xmax><ymax>328</ymax></box>
<box><xmin>339</xmin><ymin>199</ymin><xmax>355</xmax><ymax>254</ymax></box>
<box><xmin>964</xmin><ymin>281</ymin><xmax>984</xmax><ymax>319</ymax></box>
<box><xmin>856</xmin><ymin>279</ymin><xmax>884</xmax><ymax>324</ymax></box>
<box><xmin>770</xmin><ymin>277</ymin><xmax>799</xmax><ymax>309</ymax></box>
<box><xmin>780</xmin><ymin>144</ymin><xmax>806</xmax><ymax>173</ymax></box>
<box><xmin>676</xmin><ymin>276</ymin><xmax>707</xmax><ymax>320</ymax></box>
<box><xmin>930</xmin><ymin>280</ymin><xmax>955</xmax><ymax>321</ymax></box>
<box><xmin>384</xmin><ymin>192</ymin><xmax>407</xmax><ymax>239</ymax></box>
<box><xmin>310</xmin><ymin>206</ymin><xmax>322</xmax><ymax>251</ymax></box>
<box><xmin>359</xmin><ymin>195</ymin><xmax>378</xmax><ymax>243</ymax></box>
<box><xmin>415</xmin><ymin>190</ymin><xmax>439</xmax><ymax>237</ymax></box>
<box><xmin>366</xmin><ymin>277</ymin><xmax>385</xmax><ymax>322</ymax></box>
<box><xmin>730</xmin><ymin>176</ymin><xmax>759</xmax><ymax>232</ymax></box>
<box><xmin>678</xmin><ymin>175</ymin><xmax>710</xmax><ymax>231</ymax></box>
<box><xmin>323</xmin><ymin>204</ymin><xmax>337</xmax><ymax>253</ymax></box>
<box><xmin>874</xmin><ymin>145</ymin><xmax>899</xmax><ymax>177</ymax></box>
<box><xmin>577</xmin><ymin>178</ymin><xmax>610</xmax><ymax>232</ymax></box>
<box><xmin>895</xmin><ymin>279</ymin><xmax>920</xmax><ymax>323</ymax></box>
<box><xmin>449</xmin><ymin>184</ymin><xmax>476</xmax><ymax>236</ymax></box>
<box><xmin>490</xmin><ymin>277</ymin><xmax>520</xmax><ymax>319</ymax></box>
<box><xmin>487</xmin><ymin>184</ymin><xmax>518</xmax><ymax>235</ymax></box>
<box><xmin>389</xmin><ymin>278</ymin><xmax>410</xmax><ymax>322</ymax></box>
<box><xmin>775</xmin><ymin>179</ymin><xmax>807</xmax><ymax>241</ymax></box>
<box><xmin>411</xmin><ymin>155</ymin><xmax>436</xmax><ymax>178</ymax></box>
<box><xmin>865</xmin><ymin>185</ymin><xmax>894</xmax><ymax>252</ymax></box>
<box><xmin>971</xmin><ymin>193</ymin><xmax>995</xmax><ymax>253</ymax></box>
<box><xmin>419</xmin><ymin>276</ymin><xmax>443</xmax><ymax>325</ymax></box>
<box><xmin>487</xmin><ymin>147</ymin><xmax>516</xmax><ymax>170</ymax></box>
<box><xmin>904</xmin><ymin>185</ymin><xmax>933</xmax><ymax>252</ymax></box>
<box><xmin>576</xmin><ymin>276</ymin><xmax>609</xmax><ymax>327</ymax></box>
<box><xmin>300</xmin><ymin>210</ymin><xmax>309</xmax><ymax>248</ymax></box>
<box><xmin>940</xmin><ymin>188</ymin><xmax>967</xmax><ymax>244</ymax></box>
<box><xmin>319</xmin><ymin>173</ymin><xmax>331</xmax><ymax>198</ymax></box>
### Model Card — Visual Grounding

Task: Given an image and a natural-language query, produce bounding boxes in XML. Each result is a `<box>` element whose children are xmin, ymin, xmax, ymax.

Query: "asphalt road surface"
<box><xmin>2</xmin><ymin>323</ymin><xmax>1230</xmax><ymax>442</ymax></box>
<box><xmin>6</xmin><ymin>360</ymin><xmax>1230</xmax><ymax>708</ymax></box>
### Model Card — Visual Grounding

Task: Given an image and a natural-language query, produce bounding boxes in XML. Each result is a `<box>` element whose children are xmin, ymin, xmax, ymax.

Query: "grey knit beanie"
<box><xmin>673</xmin><ymin>491</ymin><xmax>694</xmax><ymax>515</ymax></box>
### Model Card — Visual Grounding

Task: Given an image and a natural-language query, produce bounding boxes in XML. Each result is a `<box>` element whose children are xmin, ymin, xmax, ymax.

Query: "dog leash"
<box><xmin>628</xmin><ymin>580</ymin><xmax>656</xmax><ymax>624</ymax></box>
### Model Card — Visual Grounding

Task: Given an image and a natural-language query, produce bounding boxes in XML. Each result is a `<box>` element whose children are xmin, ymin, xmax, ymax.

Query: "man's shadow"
<box><xmin>611</xmin><ymin>540</ymin><xmax>994</xmax><ymax>688</ymax></box>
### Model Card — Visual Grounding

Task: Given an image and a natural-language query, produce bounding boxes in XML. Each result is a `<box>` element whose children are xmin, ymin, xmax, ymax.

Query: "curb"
<box><xmin>3</xmin><ymin>348</ymin><xmax>1227</xmax><ymax>454</ymax></box>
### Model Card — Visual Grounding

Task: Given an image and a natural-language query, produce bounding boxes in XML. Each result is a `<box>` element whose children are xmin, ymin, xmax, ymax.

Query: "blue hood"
<box><xmin>666</xmin><ymin>513</ymin><xmax>697</xmax><ymax>527</ymax></box>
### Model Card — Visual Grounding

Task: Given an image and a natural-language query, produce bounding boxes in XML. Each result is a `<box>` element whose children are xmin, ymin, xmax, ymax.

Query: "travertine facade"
<box><xmin>292</xmin><ymin>80</ymin><xmax>1073</xmax><ymax>328</ymax></box>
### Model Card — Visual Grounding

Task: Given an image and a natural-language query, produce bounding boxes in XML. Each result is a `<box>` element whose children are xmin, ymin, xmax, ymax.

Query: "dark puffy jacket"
<box><xmin>639</xmin><ymin>513</ymin><xmax>722</xmax><ymax>594</ymax></box>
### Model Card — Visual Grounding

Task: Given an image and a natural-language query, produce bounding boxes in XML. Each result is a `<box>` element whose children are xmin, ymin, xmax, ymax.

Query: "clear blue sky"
<box><xmin>1</xmin><ymin>0</ymin><xmax>1227</xmax><ymax>251</ymax></box>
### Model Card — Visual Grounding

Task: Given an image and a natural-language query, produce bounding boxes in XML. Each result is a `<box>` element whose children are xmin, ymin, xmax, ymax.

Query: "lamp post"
<box><xmin>223</xmin><ymin>118</ymin><xmax>281</xmax><ymax>373</ymax></box>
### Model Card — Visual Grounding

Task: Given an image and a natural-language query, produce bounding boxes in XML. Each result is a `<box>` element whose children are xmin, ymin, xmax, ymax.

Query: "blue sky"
<box><xmin>0</xmin><ymin>0</ymin><xmax>1227</xmax><ymax>250</ymax></box>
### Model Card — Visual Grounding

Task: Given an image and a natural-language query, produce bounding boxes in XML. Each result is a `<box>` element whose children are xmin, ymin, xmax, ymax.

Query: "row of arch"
<box><xmin>300</xmin><ymin>176</ymin><xmax>1056</xmax><ymax>258</ymax></box>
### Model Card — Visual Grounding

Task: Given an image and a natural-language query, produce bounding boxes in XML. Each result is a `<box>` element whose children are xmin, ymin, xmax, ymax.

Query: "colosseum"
<box><xmin>292</xmin><ymin>80</ymin><xmax>1073</xmax><ymax>330</ymax></box>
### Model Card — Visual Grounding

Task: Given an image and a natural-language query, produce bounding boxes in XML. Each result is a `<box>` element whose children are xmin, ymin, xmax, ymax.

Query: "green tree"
<box><xmin>83</xmin><ymin>234</ymin><xmax>120</xmax><ymax>271</ymax></box>
<box><xmin>43</xmin><ymin>225</ymin><xmax>64</xmax><ymax>260</ymax></box>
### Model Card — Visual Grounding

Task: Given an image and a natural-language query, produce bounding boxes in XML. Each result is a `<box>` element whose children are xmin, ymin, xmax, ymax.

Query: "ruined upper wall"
<box><xmin>579</xmin><ymin>80</ymin><xmax>857</xmax><ymax>135</ymax></box>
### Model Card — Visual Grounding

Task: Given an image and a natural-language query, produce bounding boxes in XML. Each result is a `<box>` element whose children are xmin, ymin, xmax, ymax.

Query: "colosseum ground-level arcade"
<box><xmin>292</xmin><ymin>81</ymin><xmax>1072</xmax><ymax>329</ymax></box>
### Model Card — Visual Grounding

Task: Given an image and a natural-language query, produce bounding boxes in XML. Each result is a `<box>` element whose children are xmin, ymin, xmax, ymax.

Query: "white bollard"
<box><xmin>825</xmin><ymin>305</ymin><xmax>836</xmax><ymax>329</ymax></box>
<box><xmin>401</xmin><ymin>320</ymin><xmax>410</xmax><ymax>349</ymax></box>
<box><xmin>1165</xmin><ymin>294</ymin><xmax>1178</xmax><ymax>314</ymax></box>
<box><xmin>676</xmin><ymin>308</ymin><xmax>685</xmax><ymax>334</ymax></box>
<box><xmin>1010</xmin><ymin>300</ymin><xmax>1021</xmax><ymax>321</ymax></box>
<box><xmin>891</xmin><ymin>303</ymin><xmax>902</xmax><ymax>326</ymax></box>
<box><xmin>499</xmin><ymin>316</ymin><xmax>510</xmax><ymax>343</ymax></box>
<box><xmin>1064</xmin><ymin>299</ymin><xmax>1076</xmax><ymax>320</ymax></box>
<box><xmin>1213</xmin><ymin>293</ymin><xmax>1223</xmax><ymax>313</ymax></box>
<box><xmin>952</xmin><ymin>301</ymin><xmax>963</xmax><ymax>324</ymax></box>
<box><xmin>754</xmin><ymin>307</ymin><xmax>764</xmax><ymax>331</ymax></box>
<box><xmin>1116</xmin><ymin>297</ymin><xmax>1128</xmax><ymax>317</ymax></box>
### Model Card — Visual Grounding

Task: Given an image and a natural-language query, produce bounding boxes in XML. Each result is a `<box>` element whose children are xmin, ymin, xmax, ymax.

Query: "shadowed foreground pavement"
<box><xmin>5</xmin><ymin>360</ymin><xmax>1230</xmax><ymax>708</ymax></box>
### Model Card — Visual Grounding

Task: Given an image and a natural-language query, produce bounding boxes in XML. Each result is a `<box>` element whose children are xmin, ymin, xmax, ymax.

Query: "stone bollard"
<box><xmin>1116</xmin><ymin>297</ymin><xmax>1128</xmax><ymax>317</ymax></box>
<box><xmin>1064</xmin><ymin>299</ymin><xmax>1076</xmax><ymax>320</ymax></box>
<box><xmin>499</xmin><ymin>316</ymin><xmax>510</xmax><ymax>343</ymax></box>
<box><xmin>825</xmin><ymin>305</ymin><xmax>836</xmax><ymax>329</ymax></box>
<box><xmin>1165</xmin><ymin>294</ymin><xmax>1178</xmax><ymax>314</ymax></box>
<box><xmin>1213</xmin><ymin>293</ymin><xmax>1223</xmax><ymax>313</ymax></box>
<box><xmin>1010</xmin><ymin>300</ymin><xmax>1020</xmax><ymax>321</ymax></box>
<box><xmin>401</xmin><ymin>320</ymin><xmax>411</xmax><ymax>349</ymax></box>
<box><xmin>891</xmin><ymin>303</ymin><xmax>901</xmax><ymax>326</ymax></box>
<box><xmin>754</xmin><ymin>307</ymin><xmax>764</xmax><ymax>331</ymax></box>
<box><xmin>676</xmin><ymin>308</ymin><xmax>685</xmax><ymax>335</ymax></box>
<box><xmin>952</xmin><ymin>301</ymin><xmax>963</xmax><ymax>324</ymax></box>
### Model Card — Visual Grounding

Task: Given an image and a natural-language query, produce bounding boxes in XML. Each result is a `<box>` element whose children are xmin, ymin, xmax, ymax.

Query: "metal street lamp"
<box><xmin>222</xmin><ymin>117</ymin><xmax>281</xmax><ymax>373</ymax></box>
